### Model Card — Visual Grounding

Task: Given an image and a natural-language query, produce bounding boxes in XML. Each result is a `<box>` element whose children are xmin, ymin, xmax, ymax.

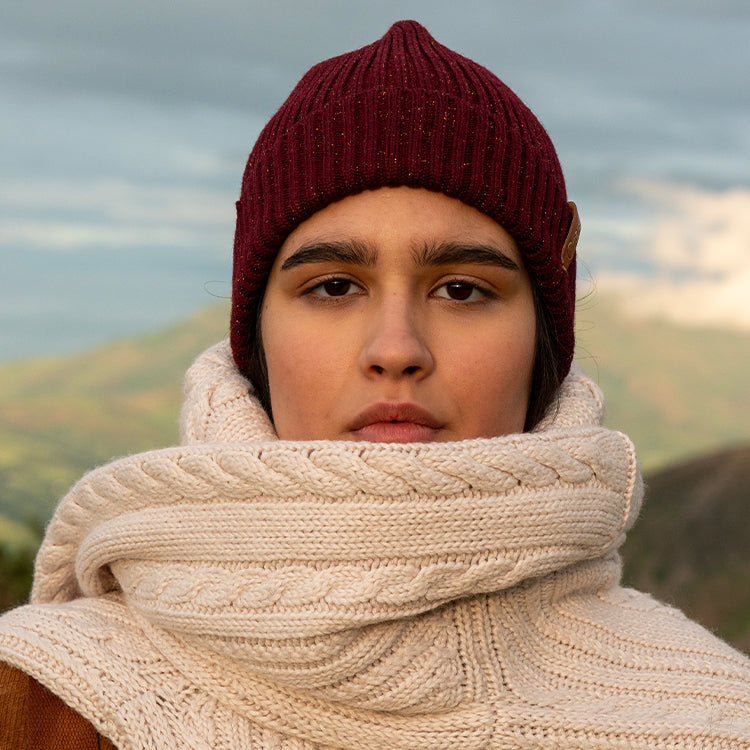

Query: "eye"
<box><xmin>433</xmin><ymin>281</ymin><xmax>491</xmax><ymax>302</ymax></box>
<box><xmin>307</xmin><ymin>277</ymin><xmax>361</xmax><ymax>297</ymax></box>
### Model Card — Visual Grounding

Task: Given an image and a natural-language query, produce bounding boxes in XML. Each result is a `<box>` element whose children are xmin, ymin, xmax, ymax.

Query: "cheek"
<box><xmin>261</xmin><ymin>316</ymin><xmax>357</xmax><ymax>429</ymax></box>
<box><xmin>266</xmin><ymin>324</ymin><xmax>352</xmax><ymax>380</ymax></box>
<box><xmin>262</xmin><ymin>330</ymin><xmax>317</xmax><ymax>440</ymax></box>
<box><xmin>449</xmin><ymin>340</ymin><xmax>533</xmax><ymax>396</ymax></box>
<box><xmin>264</xmin><ymin>328</ymin><xmax>323</xmax><ymax>401</ymax></box>
<box><xmin>442</xmin><ymin>315</ymin><xmax>536</xmax><ymax>435</ymax></box>
<box><xmin>446</xmin><ymin>309</ymin><xmax>535</xmax><ymax>383</ymax></box>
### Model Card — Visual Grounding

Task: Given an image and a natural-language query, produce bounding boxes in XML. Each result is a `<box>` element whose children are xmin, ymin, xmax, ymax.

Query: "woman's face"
<box><xmin>260</xmin><ymin>186</ymin><xmax>537</xmax><ymax>442</ymax></box>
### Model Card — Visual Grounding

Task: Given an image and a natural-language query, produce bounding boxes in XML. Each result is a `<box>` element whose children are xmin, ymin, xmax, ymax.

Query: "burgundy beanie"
<box><xmin>231</xmin><ymin>20</ymin><xmax>579</xmax><ymax>380</ymax></box>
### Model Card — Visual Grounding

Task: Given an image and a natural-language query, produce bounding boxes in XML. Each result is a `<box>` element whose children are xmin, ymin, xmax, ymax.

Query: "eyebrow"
<box><xmin>279</xmin><ymin>238</ymin><xmax>520</xmax><ymax>272</ymax></box>
<box><xmin>280</xmin><ymin>240</ymin><xmax>377</xmax><ymax>270</ymax></box>
<box><xmin>413</xmin><ymin>241</ymin><xmax>520</xmax><ymax>271</ymax></box>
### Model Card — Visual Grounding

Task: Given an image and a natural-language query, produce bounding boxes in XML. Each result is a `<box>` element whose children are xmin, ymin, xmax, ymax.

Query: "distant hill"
<box><xmin>0</xmin><ymin>303</ymin><xmax>229</xmax><ymax>526</ymax></box>
<box><xmin>622</xmin><ymin>444</ymin><xmax>750</xmax><ymax>653</ymax></box>
<box><xmin>575</xmin><ymin>295</ymin><xmax>750</xmax><ymax>470</ymax></box>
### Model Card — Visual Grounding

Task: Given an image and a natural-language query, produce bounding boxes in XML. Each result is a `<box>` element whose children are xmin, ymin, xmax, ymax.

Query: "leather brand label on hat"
<box><xmin>561</xmin><ymin>202</ymin><xmax>580</xmax><ymax>272</ymax></box>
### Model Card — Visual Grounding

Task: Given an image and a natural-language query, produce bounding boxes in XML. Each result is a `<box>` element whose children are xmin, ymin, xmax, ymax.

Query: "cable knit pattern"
<box><xmin>1</xmin><ymin>340</ymin><xmax>749</xmax><ymax>749</ymax></box>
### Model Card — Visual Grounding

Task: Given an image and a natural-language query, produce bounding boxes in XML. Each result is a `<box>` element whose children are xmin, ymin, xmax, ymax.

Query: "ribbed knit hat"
<box><xmin>231</xmin><ymin>20</ymin><xmax>579</xmax><ymax>381</ymax></box>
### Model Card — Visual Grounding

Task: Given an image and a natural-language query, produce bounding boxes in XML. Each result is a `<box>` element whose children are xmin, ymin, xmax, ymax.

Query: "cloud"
<box><xmin>5</xmin><ymin>0</ymin><xmax>749</xmax><ymax>119</ymax></box>
<box><xmin>0</xmin><ymin>178</ymin><xmax>234</xmax><ymax>253</ymax></box>
<box><xmin>595</xmin><ymin>181</ymin><xmax>750</xmax><ymax>330</ymax></box>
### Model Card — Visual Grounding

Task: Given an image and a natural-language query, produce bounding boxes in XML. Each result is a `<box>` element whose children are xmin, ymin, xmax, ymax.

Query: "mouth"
<box><xmin>347</xmin><ymin>403</ymin><xmax>444</xmax><ymax>443</ymax></box>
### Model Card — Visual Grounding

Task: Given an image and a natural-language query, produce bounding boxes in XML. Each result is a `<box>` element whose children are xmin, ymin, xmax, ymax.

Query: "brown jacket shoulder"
<box><xmin>0</xmin><ymin>661</ymin><xmax>116</xmax><ymax>749</ymax></box>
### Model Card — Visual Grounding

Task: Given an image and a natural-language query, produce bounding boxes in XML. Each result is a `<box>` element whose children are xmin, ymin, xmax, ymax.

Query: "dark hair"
<box><xmin>243</xmin><ymin>275</ymin><xmax>561</xmax><ymax>435</ymax></box>
<box><xmin>246</xmin><ymin>295</ymin><xmax>271</xmax><ymax>419</ymax></box>
<box><xmin>525</xmin><ymin>279</ymin><xmax>561</xmax><ymax>431</ymax></box>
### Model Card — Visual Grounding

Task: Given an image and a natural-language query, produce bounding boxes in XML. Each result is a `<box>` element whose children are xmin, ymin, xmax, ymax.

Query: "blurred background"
<box><xmin>3</xmin><ymin>0</ymin><xmax>750</xmax><ymax>359</ymax></box>
<box><xmin>1</xmin><ymin>0</ymin><xmax>750</xmax><ymax>647</ymax></box>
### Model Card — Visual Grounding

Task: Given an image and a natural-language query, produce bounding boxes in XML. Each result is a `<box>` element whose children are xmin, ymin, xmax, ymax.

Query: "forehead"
<box><xmin>276</xmin><ymin>186</ymin><xmax>522</xmax><ymax>265</ymax></box>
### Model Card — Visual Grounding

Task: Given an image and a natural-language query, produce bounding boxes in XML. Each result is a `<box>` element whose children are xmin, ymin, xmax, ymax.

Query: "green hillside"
<box><xmin>576</xmin><ymin>295</ymin><xmax>750</xmax><ymax>470</ymax></box>
<box><xmin>0</xmin><ymin>303</ymin><xmax>229</xmax><ymax>527</ymax></box>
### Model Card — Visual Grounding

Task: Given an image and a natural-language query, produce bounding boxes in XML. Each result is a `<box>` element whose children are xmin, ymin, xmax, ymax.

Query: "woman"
<box><xmin>1</xmin><ymin>20</ymin><xmax>749</xmax><ymax>749</ymax></box>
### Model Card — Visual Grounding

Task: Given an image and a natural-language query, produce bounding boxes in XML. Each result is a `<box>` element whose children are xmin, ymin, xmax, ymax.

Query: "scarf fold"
<box><xmin>2</xmin><ymin>340</ymin><xmax>746</xmax><ymax>748</ymax></box>
<box><xmin>31</xmin><ymin>343</ymin><xmax>641</xmax><ymax>639</ymax></box>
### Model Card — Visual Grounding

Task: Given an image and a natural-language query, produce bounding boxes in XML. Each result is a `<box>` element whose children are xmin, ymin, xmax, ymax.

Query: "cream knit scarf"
<box><xmin>1</xmin><ymin>341</ymin><xmax>749</xmax><ymax>749</ymax></box>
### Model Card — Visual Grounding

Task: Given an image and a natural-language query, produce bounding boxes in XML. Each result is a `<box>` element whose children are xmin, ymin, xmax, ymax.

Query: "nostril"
<box><xmin>403</xmin><ymin>365</ymin><xmax>420</xmax><ymax>375</ymax></box>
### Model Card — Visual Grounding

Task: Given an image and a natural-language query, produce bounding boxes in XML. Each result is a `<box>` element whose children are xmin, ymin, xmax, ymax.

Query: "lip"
<box><xmin>347</xmin><ymin>403</ymin><xmax>444</xmax><ymax>443</ymax></box>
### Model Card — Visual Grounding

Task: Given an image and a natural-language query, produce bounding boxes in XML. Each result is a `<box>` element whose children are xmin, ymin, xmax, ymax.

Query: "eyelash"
<box><xmin>433</xmin><ymin>280</ymin><xmax>496</xmax><ymax>302</ymax></box>
<box><xmin>302</xmin><ymin>275</ymin><xmax>497</xmax><ymax>304</ymax></box>
<box><xmin>303</xmin><ymin>276</ymin><xmax>363</xmax><ymax>299</ymax></box>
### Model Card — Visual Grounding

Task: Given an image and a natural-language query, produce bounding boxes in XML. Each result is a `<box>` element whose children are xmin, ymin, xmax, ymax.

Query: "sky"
<box><xmin>2</xmin><ymin>0</ymin><xmax>750</xmax><ymax>360</ymax></box>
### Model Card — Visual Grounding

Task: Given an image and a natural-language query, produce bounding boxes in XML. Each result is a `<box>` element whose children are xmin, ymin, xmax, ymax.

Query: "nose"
<box><xmin>358</xmin><ymin>296</ymin><xmax>435</xmax><ymax>380</ymax></box>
